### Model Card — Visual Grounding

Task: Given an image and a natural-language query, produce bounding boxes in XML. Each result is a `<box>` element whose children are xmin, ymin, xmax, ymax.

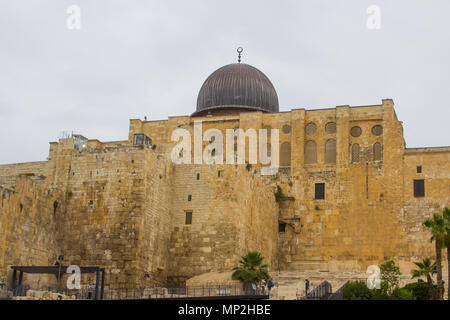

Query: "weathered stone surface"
<box><xmin>0</xmin><ymin>99</ymin><xmax>448</xmax><ymax>292</ymax></box>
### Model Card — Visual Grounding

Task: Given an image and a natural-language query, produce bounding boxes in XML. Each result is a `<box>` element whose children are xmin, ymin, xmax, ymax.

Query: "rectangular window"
<box><xmin>315</xmin><ymin>183</ymin><xmax>325</xmax><ymax>200</ymax></box>
<box><xmin>278</xmin><ymin>223</ymin><xmax>286</xmax><ymax>233</ymax></box>
<box><xmin>417</xmin><ymin>166</ymin><xmax>422</xmax><ymax>173</ymax></box>
<box><xmin>187</xmin><ymin>195</ymin><xmax>192</xmax><ymax>201</ymax></box>
<box><xmin>185</xmin><ymin>211</ymin><xmax>192</xmax><ymax>225</ymax></box>
<box><xmin>133</xmin><ymin>133</ymin><xmax>152</xmax><ymax>147</ymax></box>
<box><xmin>196</xmin><ymin>173</ymin><xmax>200</xmax><ymax>180</ymax></box>
<box><xmin>218</xmin><ymin>170</ymin><xmax>221</xmax><ymax>177</ymax></box>
<box><xmin>414</xmin><ymin>180</ymin><xmax>425</xmax><ymax>198</ymax></box>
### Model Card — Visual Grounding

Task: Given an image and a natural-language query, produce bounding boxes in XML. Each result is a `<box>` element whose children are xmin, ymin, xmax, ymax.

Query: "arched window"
<box><xmin>280</xmin><ymin>142</ymin><xmax>291</xmax><ymax>167</ymax></box>
<box><xmin>305</xmin><ymin>140</ymin><xmax>317</xmax><ymax>164</ymax></box>
<box><xmin>373</xmin><ymin>142</ymin><xmax>382</xmax><ymax>161</ymax></box>
<box><xmin>325</xmin><ymin>139</ymin><xmax>336</xmax><ymax>164</ymax></box>
<box><xmin>351</xmin><ymin>144</ymin><xmax>360</xmax><ymax>163</ymax></box>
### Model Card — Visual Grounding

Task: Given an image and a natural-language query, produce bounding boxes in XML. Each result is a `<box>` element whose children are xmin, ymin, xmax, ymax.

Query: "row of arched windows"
<box><xmin>351</xmin><ymin>143</ymin><xmax>383</xmax><ymax>163</ymax></box>
<box><xmin>221</xmin><ymin>139</ymin><xmax>381</xmax><ymax>167</ymax></box>
<box><xmin>304</xmin><ymin>139</ymin><xmax>336</xmax><ymax>164</ymax></box>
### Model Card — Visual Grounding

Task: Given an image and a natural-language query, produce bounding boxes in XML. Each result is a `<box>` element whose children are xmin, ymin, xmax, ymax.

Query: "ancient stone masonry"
<box><xmin>0</xmin><ymin>60</ymin><xmax>449</xmax><ymax>292</ymax></box>
<box><xmin>1</xmin><ymin>99</ymin><xmax>449</xmax><ymax>289</ymax></box>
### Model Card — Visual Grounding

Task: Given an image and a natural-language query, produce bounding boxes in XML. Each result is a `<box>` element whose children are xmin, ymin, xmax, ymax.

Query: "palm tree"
<box><xmin>442</xmin><ymin>207</ymin><xmax>450</xmax><ymax>300</ymax></box>
<box><xmin>411</xmin><ymin>258</ymin><xmax>437</xmax><ymax>300</ymax></box>
<box><xmin>423</xmin><ymin>212</ymin><xmax>446</xmax><ymax>300</ymax></box>
<box><xmin>232</xmin><ymin>251</ymin><xmax>270</xmax><ymax>293</ymax></box>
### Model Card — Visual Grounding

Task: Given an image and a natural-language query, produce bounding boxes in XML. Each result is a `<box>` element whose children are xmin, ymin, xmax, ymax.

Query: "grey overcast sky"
<box><xmin>0</xmin><ymin>0</ymin><xmax>449</xmax><ymax>164</ymax></box>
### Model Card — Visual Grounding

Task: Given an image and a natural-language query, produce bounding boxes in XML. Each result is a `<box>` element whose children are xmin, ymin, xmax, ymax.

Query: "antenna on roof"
<box><xmin>237</xmin><ymin>47</ymin><xmax>243</xmax><ymax>63</ymax></box>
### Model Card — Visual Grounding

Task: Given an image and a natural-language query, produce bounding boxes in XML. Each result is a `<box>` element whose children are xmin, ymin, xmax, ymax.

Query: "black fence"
<box><xmin>1</xmin><ymin>284</ymin><xmax>270</xmax><ymax>300</ymax></box>
<box><xmin>327</xmin><ymin>281</ymin><xmax>349</xmax><ymax>300</ymax></box>
<box><xmin>301</xmin><ymin>281</ymin><xmax>333</xmax><ymax>300</ymax></box>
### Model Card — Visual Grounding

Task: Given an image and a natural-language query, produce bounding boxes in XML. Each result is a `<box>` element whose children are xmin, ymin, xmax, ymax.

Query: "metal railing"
<box><xmin>301</xmin><ymin>281</ymin><xmax>332</xmax><ymax>300</ymax></box>
<box><xmin>327</xmin><ymin>281</ymin><xmax>350</xmax><ymax>300</ymax></box>
<box><xmin>1</xmin><ymin>284</ymin><xmax>269</xmax><ymax>300</ymax></box>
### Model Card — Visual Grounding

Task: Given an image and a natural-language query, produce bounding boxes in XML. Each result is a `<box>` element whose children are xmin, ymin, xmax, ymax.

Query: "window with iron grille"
<box><xmin>373</xmin><ymin>143</ymin><xmax>382</xmax><ymax>161</ymax></box>
<box><xmin>413</xmin><ymin>180</ymin><xmax>425</xmax><ymax>198</ymax></box>
<box><xmin>351</xmin><ymin>144</ymin><xmax>360</xmax><ymax>163</ymax></box>
<box><xmin>417</xmin><ymin>166</ymin><xmax>422</xmax><ymax>173</ymax></box>
<box><xmin>315</xmin><ymin>183</ymin><xmax>325</xmax><ymax>200</ymax></box>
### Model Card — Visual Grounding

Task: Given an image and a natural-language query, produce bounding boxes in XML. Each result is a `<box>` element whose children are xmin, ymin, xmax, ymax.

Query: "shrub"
<box><xmin>343</xmin><ymin>280</ymin><xmax>415</xmax><ymax>300</ymax></box>
<box><xmin>274</xmin><ymin>185</ymin><xmax>284</xmax><ymax>202</ymax></box>
<box><xmin>403</xmin><ymin>281</ymin><xmax>438</xmax><ymax>300</ymax></box>
<box><xmin>343</xmin><ymin>281</ymin><xmax>373</xmax><ymax>300</ymax></box>
<box><xmin>392</xmin><ymin>288</ymin><xmax>414</xmax><ymax>300</ymax></box>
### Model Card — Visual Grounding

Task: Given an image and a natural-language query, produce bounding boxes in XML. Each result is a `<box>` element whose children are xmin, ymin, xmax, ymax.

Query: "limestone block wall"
<box><xmin>1</xmin><ymin>99</ymin><xmax>449</xmax><ymax>290</ymax></box>
<box><xmin>274</xmin><ymin>100</ymin><xmax>427</xmax><ymax>272</ymax></box>
<box><xmin>135</xmin><ymin>150</ymin><xmax>173</xmax><ymax>287</ymax></box>
<box><xmin>398</xmin><ymin>148</ymin><xmax>450</xmax><ymax>271</ymax></box>
<box><xmin>0</xmin><ymin>161</ymin><xmax>49</xmax><ymax>188</ymax></box>
<box><xmin>0</xmin><ymin>176</ymin><xmax>65</xmax><ymax>287</ymax></box>
<box><xmin>47</xmin><ymin>141</ymin><xmax>172</xmax><ymax>289</ymax></box>
<box><xmin>167</xmin><ymin>163</ymin><xmax>278</xmax><ymax>285</ymax></box>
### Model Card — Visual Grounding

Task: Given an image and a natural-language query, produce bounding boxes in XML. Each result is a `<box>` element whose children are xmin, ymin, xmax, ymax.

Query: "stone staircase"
<box><xmin>270</xmin><ymin>269</ymin><xmax>415</xmax><ymax>300</ymax></box>
<box><xmin>271</xmin><ymin>270</ymin><xmax>367</xmax><ymax>300</ymax></box>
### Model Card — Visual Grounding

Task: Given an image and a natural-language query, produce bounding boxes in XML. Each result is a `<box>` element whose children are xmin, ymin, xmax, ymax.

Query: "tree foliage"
<box><xmin>231</xmin><ymin>251</ymin><xmax>270</xmax><ymax>284</ymax></box>
<box><xmin>380</xmin><ymin>260</ymin><xmax>401</xmax><ymax>295</ymax></box>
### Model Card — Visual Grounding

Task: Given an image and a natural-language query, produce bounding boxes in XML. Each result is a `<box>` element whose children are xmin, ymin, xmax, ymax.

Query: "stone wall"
<box><xmin>0</xmin><ymin>176</ymin><xmax>64</xmax><ymax>288</ymax></box>
<box><xmin>48</xmin><ymin>140</ymin><xmax>172</xmax><ymax>289</ymax></box>
<box><xmin>0</xmin><ymin>99</ymin><xmax>449</xmax><ymax>291</ymax></box>
<box><xmin>0</xmin><ymin>161</ymin><xmax>49</xmax><ymax>188</ymax></box>
<box><xmin>167</xmin><ymin>163</ymin><xmax>278</xmax><ymax>285</ymax></box>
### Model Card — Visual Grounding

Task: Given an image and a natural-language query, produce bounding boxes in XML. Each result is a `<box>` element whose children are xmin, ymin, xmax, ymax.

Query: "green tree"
<box><xmin>380</xmin><ymin>260</ymin><xmax>401</xmax><ymax>296</ymax></box>
<box><xmin>411</xmin><ymin>258</ymin><xmax>437</xmax><ymax>300</ymax></box>
<box><xmin>423</xmin><ymin>212</ymin><xmax>446</xmax><ymax>300</ymax></box>
<box><xmin>232</xmin><ymin>251</ymin><xmax>270</xmax><ymax>291</ymax></box>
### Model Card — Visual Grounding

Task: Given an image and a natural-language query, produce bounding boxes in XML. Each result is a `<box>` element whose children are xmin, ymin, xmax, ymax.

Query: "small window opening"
<box><xmin>315</xmin><ymin>183</ymin><xmax>325</xmax><ymax>200</ymax></box>
<box><xmin>414</xmin><ymin>180</ymin><xmax>425</xmax><ymax>198</ymax></box>
<box><xmin>185</xmin><ymin>211</ymin><xmax>193</xmax><ymax>225</ymax></box>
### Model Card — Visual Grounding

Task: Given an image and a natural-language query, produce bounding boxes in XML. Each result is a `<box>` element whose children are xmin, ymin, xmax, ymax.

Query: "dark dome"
<box><xmin>192</xmin><ymin>63</ymin><xmax>279</xmax><ymax>117</ymax></box>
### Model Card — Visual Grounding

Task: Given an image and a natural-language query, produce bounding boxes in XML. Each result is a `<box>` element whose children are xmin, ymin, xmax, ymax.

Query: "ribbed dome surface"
<box><xmin>193</xmin><ymin>63</ymin><xmax>279</xmax><ymax>116</ymax></box>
